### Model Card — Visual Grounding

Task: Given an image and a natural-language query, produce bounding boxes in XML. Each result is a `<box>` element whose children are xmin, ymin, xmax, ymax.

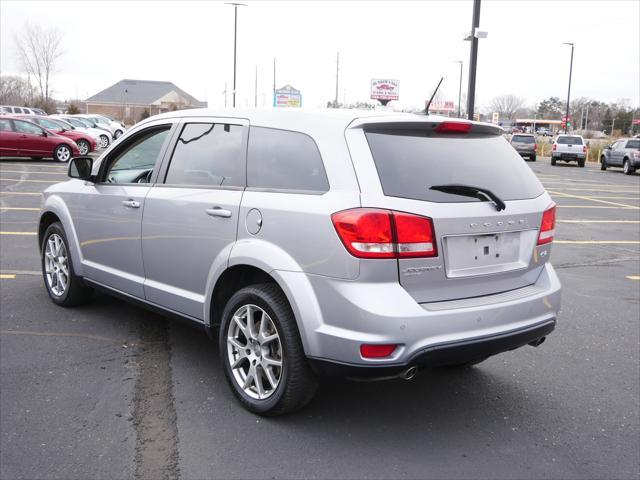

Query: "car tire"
<box><xmin>41</xmin><ymin>222</ymin><xmax>93</xmax><ymax>307</ymax></box>
<box><xmin>98</xmin><ymin>135</ymin><xmax>109</xmax><ymax>148</ymax></box>
<box><xmin>530</xmin><ymin>154</ymin><xmax>536</xmax><ymax>162</ymax></box>
<box><xmin>54</xmin><ymin>144</ymin><xmax>72</xmax><ymax>163</ymax></box>
<box><xmin>551</xmin><ymin>157</ymin><xmax>556</xmax><ymax>166</ymax></box>
<box><xmin>601</xmin><ymin>156</ymin><xmax>607</xmax><ymax>170</ymax></box>
<box><xmin>578</xmin><ymin>159</ymin><xmax>585</xmax><ymax>168</ymax></box>
<box><xmin>114</xmin><ymin>130</ymin><xmax>123</xmax><ymax>139</ymax></box>
<box><xmin>76</xmin><ymin>139</ymin><xmax>90</xmax><ymax>156</ymax></box>
<box><xmin>623</xmin><ymin>159</ymin><xmax>635</xmax><ymax>175</ymax></box>
<box><xmin>219</xmin><ymin>283</ymin><xmax>318</xmax><ymax>416</ymax></box>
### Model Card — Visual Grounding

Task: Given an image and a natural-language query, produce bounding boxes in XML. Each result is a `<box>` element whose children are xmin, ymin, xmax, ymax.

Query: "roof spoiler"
<box><xmin>356</xmin><ymin>120</ymin><xmax>504</xmax><ymax>136</ymax></box>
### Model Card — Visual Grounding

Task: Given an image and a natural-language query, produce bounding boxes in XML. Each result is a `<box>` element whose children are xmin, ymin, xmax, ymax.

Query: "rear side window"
<box><xmin>14</xmin><ymin>120</ymin><xmax>43</xmax><ymax>135</ymax></box>
<box><xmin>0</xmin><ymin>119</ymin><xmax>11</xmax><ymax>131</ymax></box>
<box><xmin>556</xmin><ymin>136</ymin><xmax>583</xmax><ymax>145</ymax></box>
<box><xmin>365</xmin><ymin>130</ymin><xmax>544</xmax><ymax>203</ymax></box>
<box><xmin>512</xmin><ymin>135</ymin><xmax>535</xmax><ymax>143</ymax></box>
<box><xmin>247</xmin><ymin>127</ymin><xmax>329</xmax><ymax>192</ymax></box>
<box><xmin>626</xmin><ymin>140</ymin><xmax>640</xmax><ymax>149</ymax></box>
<box><xmin>165</xmin><ymin>123</ymin><xmax>245</xmax><ymax>187</ymax></box>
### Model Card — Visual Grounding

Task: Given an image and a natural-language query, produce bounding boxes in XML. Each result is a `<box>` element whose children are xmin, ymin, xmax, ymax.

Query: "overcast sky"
<box><xmin>1</xmin><ymin>0</ymin><xmax>638</xmax><ymax>111</ymax></box>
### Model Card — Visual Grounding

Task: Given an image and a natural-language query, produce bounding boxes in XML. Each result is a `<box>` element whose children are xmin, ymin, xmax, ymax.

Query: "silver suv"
<box><xmin>38</xmin><ymin>109</ymin><xmax>561</xmax><ymax>415</ymax></box>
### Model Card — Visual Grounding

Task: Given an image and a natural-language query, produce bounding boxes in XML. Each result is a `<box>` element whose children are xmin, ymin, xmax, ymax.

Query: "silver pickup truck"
<box><xmin>551</xmin><ymin>134</ymin><xmax>586</xmax><ymax>167</ymax></box>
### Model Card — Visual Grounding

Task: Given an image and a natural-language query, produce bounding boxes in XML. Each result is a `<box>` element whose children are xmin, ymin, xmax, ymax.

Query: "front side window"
<box><xmin>247</xmin><ymin>126</ymin><xmax>329</xmax><ymax>192</ymax></box>
<box><xmin>104</xmin><ymin>127</ymin><xmax>170</xmax><ymax>184</ymax></box>
<box><xmin>14</xmin><ymin>120</ymin><xmax>44</xmax><ymax>135</ymax></box>
<box><xmin>165</xmin><ymin>123</ymin><xmax>245</xmax><ymax>187</ymax></box>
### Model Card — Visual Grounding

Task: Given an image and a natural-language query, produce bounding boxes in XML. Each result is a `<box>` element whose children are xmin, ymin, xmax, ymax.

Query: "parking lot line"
<box><xmin>557</xmin><ymin>220</ymin><xmax>640</xmax><ymax>224</ymax></box>
<box><xmin>0</xmin><ymin>191</ymin><xmax>42</xmax><ymax>196</ymax></box>
<box><xmin>0</xmin><ymin>274</ymin><xmax>16</xmax><ymax>279</ymax></box>
<box><xmin>547</xmin><ymin>190</ymin><xmax>640</xmax><ymax>209</ymax></box>
<box><xmin>0</xmin><ymin>170</ymin><xmax>67</xmax><ymax>175</ymax></box>
<box><xmin>0</xmin><ymin>207</ymin><xmax>40</xmax><ymax>211</ymax></box>
<box><xmin>555</xmin><ymin>240</ymin><xmax>640</xmax><ymax>245</ymax></box>
<box><xmin>579</xmin><ymin>196</ymin><xmax>640</xmax><ymax>200</ymax></box>
<box><xmin>0</xmin><ymin>178</ymin><xmax>58</xmax><ymax>184</ymax></box>
<box><xmin>626</xmin><ymin>276</ymin><xmax>640</xmax><ymax>280</ymax></box>
<box><xmin>0</xmin><ymin>231</ymin><xmax>37</xmax><ymax>236</ymax></box>
<box><xmin>0</xmin><ymin>163</ymin><xmax>67</xmax><ymax>169</ymax></box>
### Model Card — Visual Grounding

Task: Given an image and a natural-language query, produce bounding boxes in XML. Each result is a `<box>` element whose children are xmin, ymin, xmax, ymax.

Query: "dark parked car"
<box><xmin>510</xmin><ymin>134</ymin><xmax>537</xmax><ymax>161</ymax></box>
<box><xmin>0</xmin><ymin>116</ymin><xmax>80</xmax><ymax>162</ymax></box>
<box><xmin>601</xmin><ymin>138</ymin><xmax>640</xmax><ymax>174</ymax></box>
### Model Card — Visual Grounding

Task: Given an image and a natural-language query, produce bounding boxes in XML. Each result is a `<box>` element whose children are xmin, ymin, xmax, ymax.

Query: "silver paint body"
<box><xmin>39</xmin><ymin>109</ymin><xmax>561</xmax><ymax>367</ymax></box>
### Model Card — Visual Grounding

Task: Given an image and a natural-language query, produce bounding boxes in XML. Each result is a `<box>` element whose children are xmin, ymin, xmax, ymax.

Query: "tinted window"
<box><xmin>0</xmin><ymin>119</ymin><xmax>11</xmax><ymax>131</ymax></box>
<box><xmin>365</xmin><ymin>130</ymin><xmax>543</xmax><ymax>203</ymax></box>
<box><xmin>247</xmin><ymin>127</ymin><xmax>329</xmax><ymax>192</ymax></box>
<box><xmin>0</xmin><ymin>107</ymin><xmax>10</xmax><ymax>113</ymax></box>
<box><xmin>165</xmin><ymin>123</ymin><xmax>244</xmax><ymax>187</ymax></box>
<box><xmin>512</xmin><ymin>135</ymin><xmax>535</xmax><ymax>144</ymax></box>
<box><xmin>626</xmin><ymin>140</ymin><xmax>640</xmax><ymax>149</ymax></box>
<box><xmin>37</xmin><ymin>118</ymin><xmax>65</xmax><ymax>131</ymax></box>
<box><xmin>556</xmin><ymin>136</ymin><xmax>583</xmax><ymax>145</ymax></box>
<box><xmin>14</xmin><ymin>120</ymin><xmax>43</xmax><ymax>135</ymax></box>
<box><xmin>104</xmin><ymin>127</ymin><xmax>170</xmax><ymax>184</ymax></box>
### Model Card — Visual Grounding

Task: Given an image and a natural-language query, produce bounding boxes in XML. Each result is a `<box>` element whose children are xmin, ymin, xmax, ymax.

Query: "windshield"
<box><xmin>38</xmin><ymin>118</ymin><xmax>65</xmax><ymax>131</ymax></box>
<box><xmin>365</xmin><ymin>130</ymin><xmax>544</xmax><ymax>203</ymax></box>
<box><xmin>512</xmin><ymin>135</ymin><xmax>535</xmax><ymax>144</ymax></box>
<box><xmin>557</xmin><ymin>136</ymin><xmax>583</xmax><ymax>145</ymax></box>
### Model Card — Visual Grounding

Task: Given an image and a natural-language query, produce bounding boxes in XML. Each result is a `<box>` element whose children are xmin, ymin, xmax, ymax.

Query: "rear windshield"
<box><xmin>512</xmin><ymin>135</ymin><xmax>535</xmax><ymax>143</ymax></box>
<box><xmin>365</xmin><ymin>130</ymin><xmax>544</xmax><ymax>203</ymax></box>
<box><xmin>626</xmin><ymin>140</ymin><xmax>640</xmax><ymax>149</ymax></box>
<box><xmin>557</xmin><ymin>136</ymin><xmax>583</xmax><ymax>145</ymax></box>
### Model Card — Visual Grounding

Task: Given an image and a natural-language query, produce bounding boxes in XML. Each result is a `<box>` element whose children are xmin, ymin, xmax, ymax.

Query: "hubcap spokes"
<box><xmin>44</xmin><ymin>234</ymin><xmax>68</xmax><ymax>296</ymax></box>
<box><xmin>227</xmin><ymin>304</ymin><xmax>283</xmax><ymax>400</ymax></box>
<box><xmin>58</xmin><ymin>148</ymin><xmax>70</xmax><ymax>161</ymax></box>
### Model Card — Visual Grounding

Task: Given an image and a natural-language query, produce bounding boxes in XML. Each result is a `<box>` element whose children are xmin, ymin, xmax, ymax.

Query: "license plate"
<box><xmin>561</xmin><ymin>153</ymin><xmax>576</xmax><ymax>159</ymax></box>
<box><xmin>443</xmin><ymin>231</ymin><xmax>535</xmax><ymax>278</ymax></box>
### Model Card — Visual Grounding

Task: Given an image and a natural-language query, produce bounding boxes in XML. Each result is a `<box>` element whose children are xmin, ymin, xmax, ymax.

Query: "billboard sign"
<box><xmin>427</xmin><ymin>100</ymin><xmax>456</xmax><ymax>112</ymax></box>
<box><xmin>371</xmin><ymin>79</ymin><xmax>400</xmax><ymax>101</ymax></box>
<box><xmin>274</xmin><ymin>84</ymin><xmax>302</xmax><ymax>108</ymax></box>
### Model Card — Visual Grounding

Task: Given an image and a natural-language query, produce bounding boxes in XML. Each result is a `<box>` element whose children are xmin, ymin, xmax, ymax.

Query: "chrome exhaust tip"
<box><xmin>528</xmin><ymin>336</ymin><xmax>546</xmax><ymax>347</ymax></box>
<box><xmin>401</xmin><ymin>366</ymin><xmax>418</xmax><ymax>381</ymax></box>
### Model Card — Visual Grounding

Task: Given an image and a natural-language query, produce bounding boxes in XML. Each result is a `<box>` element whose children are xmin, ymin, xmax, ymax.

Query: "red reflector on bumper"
<box><xmin>360</xmin><ymin>344</ymin><xmax>398</xmax><ymax>358</ymax></box>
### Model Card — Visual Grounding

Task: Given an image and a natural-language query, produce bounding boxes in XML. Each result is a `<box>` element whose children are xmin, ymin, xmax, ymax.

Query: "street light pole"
<box><xmin>455</xmin><ymin>60</ymin><xmax>463</xmax><ymax>118</ymax></box>
<box><xmin>562</xmin><ymin>42</ymin><xmax>574</xmax><ymax>132</ymax></box>
<box><xmin>226</xmin><ymin>3</ymin><xmax>247</xmax><ymax>108</ymax></box>
<box><xmin>466</xmin><ymin>0</ymin><xmax>481</xmax><ymax>120</ymax></box>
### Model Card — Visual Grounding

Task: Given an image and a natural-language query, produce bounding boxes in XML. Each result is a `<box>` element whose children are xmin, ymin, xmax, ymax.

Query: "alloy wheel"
<box><xmin>227</xmin><ymin>304</ymin><xmax>283</xmax><ymax>400</ymax></box>
<box><xmin>56</xmin><ymin>146</ymin><xmax>71</xmax><ymax>162</ymax></box>
<box><xmin>78</xmin><ymin>141</ymin><xmax>89</xmax><ymax>155</ymax></box>
<box><xmin>99</xmin><ymin>136</ymin><xmax>109</xmax><ymax>148</ymax></box>
<box><xmin>44</xmin><ymin>233</ymin><xmax>69</xmax><ymax>296</ymax></box>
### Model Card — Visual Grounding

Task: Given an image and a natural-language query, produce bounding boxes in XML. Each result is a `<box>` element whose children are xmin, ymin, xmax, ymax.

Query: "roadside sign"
<box><xmin>371</xmin><ymin>79</ymin><xmax>399</xmax><ymax>101</ymax></box>
<box><xmin>274</xmin><ymin>84</ymin><xmax>302</xmax><ymax>108</ymax></box>
<box><xmin>492</xmin><ymin>112</ymin><xmax>499</xmax><ymax>124</ymax></box>
<box><xmin>633</xmin><ymin>119</ymin><xmax>640</xmax><ymax>125</ymax></box>
<box><xmin>427</xmin><ymin>100</ymin><xmax>455</xmax><ymax>112</ymax></box>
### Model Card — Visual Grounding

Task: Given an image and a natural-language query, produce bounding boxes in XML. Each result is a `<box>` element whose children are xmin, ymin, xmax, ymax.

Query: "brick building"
<box><xmin>85</xmin><ymin>79</ymin><xmax>207</xmax><ymax>125</ymax></box>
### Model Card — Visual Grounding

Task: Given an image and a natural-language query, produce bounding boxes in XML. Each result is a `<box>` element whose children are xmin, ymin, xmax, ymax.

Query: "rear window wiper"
<box><xmin>429</xmin><ymin>184</ymin><xmax>506</xmax><ymax>211</ymax></box>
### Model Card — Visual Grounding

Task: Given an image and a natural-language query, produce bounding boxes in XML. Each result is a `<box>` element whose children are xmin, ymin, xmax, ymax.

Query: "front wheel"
<box><xmin>76</xmin><ymin>139</ymin><xmax>90</xmax><ymax>156</ymax></box>
<box><xmin>41</xmin><ymin>222</ymin><xmax>93</xmax><ymax>306</ymax></box>
<box><xmin>54</xmin><ymin>144</ymin><xmax>72</xmax><ymax>163</ymax></box>
<box><xmin>98</xmin><ymin>135</ymin><xmax>109</xmax><ymax>149</ymax></box>
<box><xmin>114</xmin><ymin>130</ymin><xmax>123</xmax><ymax>139</ymax></box>
<box><xmin>601</xmin><ymin>156</ymin><xmax>607</xmax><ymax>170</ymax></box>
<box><xmin>219</xmin><ymin>284</ymin><xmax>317</xmax><ymax>416</ymax></box>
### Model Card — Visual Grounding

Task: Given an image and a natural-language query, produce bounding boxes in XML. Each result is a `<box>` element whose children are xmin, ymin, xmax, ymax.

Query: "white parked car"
<box><xmin>75</xmin><ymin>114</ymin><xmax>125</xmax><ymax>139</ymax></box>
<box><xmin>52</xmin><ymin>115</ymin><xmax>112</xmax><ymax>149</ymax></box>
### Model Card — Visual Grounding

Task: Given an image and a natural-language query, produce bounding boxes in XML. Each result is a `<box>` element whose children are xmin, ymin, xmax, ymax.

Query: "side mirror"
<box><xmin>606</xmin><ymin>145</ymin><xmax>612</xmax><ymax>150</ymax></box>
<box><xmin>68</xmin><ymin>156</ymin><xmax>94</xmax><ymax>181</ymax></box>
<box><xmin>41</xmin><ymin>130</ymin><xmax>48</xmax><ymax>137</ymax></box>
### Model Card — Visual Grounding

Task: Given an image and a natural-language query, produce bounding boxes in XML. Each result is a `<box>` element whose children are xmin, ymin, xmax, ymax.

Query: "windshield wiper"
<box><xmin>429</xmin><ymin>184</ymin><xmax>506</xmax><ymax>211</ymax></box>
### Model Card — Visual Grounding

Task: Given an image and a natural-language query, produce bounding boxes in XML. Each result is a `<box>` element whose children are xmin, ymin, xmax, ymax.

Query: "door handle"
<box><xmin>122</xmin><ymin>199</ymin><xmax>140</xmax><ymax>208</ymax></box>
<box><xmin>205</xmin><ymin>207</ymin><xmax>232</xmax><ymax>218</ymax></box>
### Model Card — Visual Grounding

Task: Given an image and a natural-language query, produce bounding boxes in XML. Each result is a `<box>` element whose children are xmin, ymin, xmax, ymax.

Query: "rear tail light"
<box><xmin>435</xmin><ymin>121</ymin><xmax>472</xmax><ymax>134</ymax></box>
<box><xmin>537</xmin><ymin>204</ymin><xmax>556</xmax><ymax>245</ymax></box>
<box><xmin>552</xmin><ymin>144</ymin><xmax>557</xmax><ymax>151</ymax></box>
<box><xmin>583</xmin><ymin>146</ymin><xmax>587</xmax><ymax>153</ymax></box>
<box><xmin>633</xmin><ymin>151</ymin><xmax>639</xmax><ymax>160</ymax></box>
<box><xmin>360</xmin><ymin>344</ymin><xmax>398</xmax><ymax>358</ymax></box>
<box><xmin>332</xmin><ymin>208</ymin><xmax>437</xmax><ymax>259</ymax></box>
<box><xmin>534</xmin><ymin>143</ymin><xmax>538</xmax><ymax>151</ymax></box>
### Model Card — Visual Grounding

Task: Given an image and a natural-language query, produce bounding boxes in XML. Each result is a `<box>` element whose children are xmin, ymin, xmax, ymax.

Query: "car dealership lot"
<box><xmin>1</xmin><ymin>158</ymin><xmax>638</xmax><ymax>479</ymax></box>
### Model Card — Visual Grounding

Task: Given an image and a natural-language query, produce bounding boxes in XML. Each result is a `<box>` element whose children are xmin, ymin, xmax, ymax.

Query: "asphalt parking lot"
<box><xmin>1</xmin><ymin>157</ymin><xmax>638</xmax><ymax>480</ymax></box>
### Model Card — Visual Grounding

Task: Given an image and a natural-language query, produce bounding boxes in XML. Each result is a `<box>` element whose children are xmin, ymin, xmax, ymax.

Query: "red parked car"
<box><xmin>17</xmin><ymin>115</ymin><xmax>96</xmax><ymax>155</ymax></box>
<box><xmin>0</xmin><ymin>116</ymin><xmax>80</xmax><ymax>162</ymax></box>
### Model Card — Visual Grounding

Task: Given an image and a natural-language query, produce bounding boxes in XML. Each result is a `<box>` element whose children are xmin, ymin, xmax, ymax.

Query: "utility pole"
<box><xmin>466</xmin><ymin>0</ymin><xmax>481</xmax><ymax>120</ymax></box>
<box><xmin>335</xmin><ymin>52</ymin><xmax>340</xmax><ymax>108</ymax></box>
<box><xmin>562</xmin><ymin>42</ymin><xmax>574</xmax><ymax>132</ymax></box>
<box><xmin>226</xmin><ymin>3</ymin><xmax>247</xmax><ymax>108</ymax></box>
<box><xmin>584</xmin><ymin>102</ymin><xmax>589</xmax><ymax>130</ymax></box>
<box><xmin>455</xmin><ymin>60</ymin><xmax>463</xmax><ymax>118</ymax></box>
<box><xmin>254</xmin><ymin>65</ymin><xmax>258</xmax><ymax>108</ymax></box>
<box><xmin>273</xmin><ymin>57</ymin><xmax>276</xmax><ymax>107</ymax></box>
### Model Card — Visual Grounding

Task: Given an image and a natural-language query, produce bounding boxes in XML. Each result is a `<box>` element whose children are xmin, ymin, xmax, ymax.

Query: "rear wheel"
<box><xmin>54</xmin><ymin>144</ymin><xmax>72</xmax><ymax>163</ymax></box>
<box><xmin>551</xmin><ymin>157</ymin><xmax>556</xmax><ymax>166</ymax></box>
<box><xmin>530</xmin><ymin>154</ymin><xmax>536</xmax><ymax>162</ymax></box>
<box><xmin>578</xmin><ymin>159</ymin><xmax>585</xmax><ymax>168</ymax></box>
<box><xmin>76</xmin><ymin>139</ymin><xmax>90</xmax><ymax>156</ymax></box>
<box><xmin>623</xmin><ymin>159</ymin><xmax>635</xmax><ymax>175</ymax></box>
<box><xmin>601</xmin><ymin>156</ymin><xmax>607</xmax><ymax>170</ymax></box>
<box><xmin>219</xmin><ymin>283</ymin><xmax>317</xmax><ymax>416</ymax></box>
<box><xmin>41</xmin><ymin>222</ymin><xmax>93</xmax><ymax>306</ymax></box>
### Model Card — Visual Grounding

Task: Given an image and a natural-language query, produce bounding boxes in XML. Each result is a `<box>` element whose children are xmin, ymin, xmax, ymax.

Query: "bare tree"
<box><xmin>0</xmin><ymin>75</ymin><xmax>34</xmax><ymax>105</ymax></box>
<box><xmin>490</xmin><ymin>94</ymin><xmax>526</xmax><ymax>120</ymax></box>
<box><xmin>14</xmin><ymin>22</ymin><xmax>63</xmax><ymax>102</ymax></box>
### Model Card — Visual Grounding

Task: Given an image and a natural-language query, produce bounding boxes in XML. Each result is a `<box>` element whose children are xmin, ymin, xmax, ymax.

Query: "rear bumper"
<box><xmin>279</xmin><ymin>262</ymin><xmax>561</xmax><ymax>372</ymax></box>
<box><xmin>516</xmin><ymin>150</ymin><xmax>536</xmax><ymax>157</ymax></box>
<box><xmin>552</xmin><ymin>153</ymin><xmax>585</xmax><ymax>160</ymax></box>
<box><xmin>309</xmin><ymin>318</ymin><xmax>555</xmax><ymax>378</ymax></box>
